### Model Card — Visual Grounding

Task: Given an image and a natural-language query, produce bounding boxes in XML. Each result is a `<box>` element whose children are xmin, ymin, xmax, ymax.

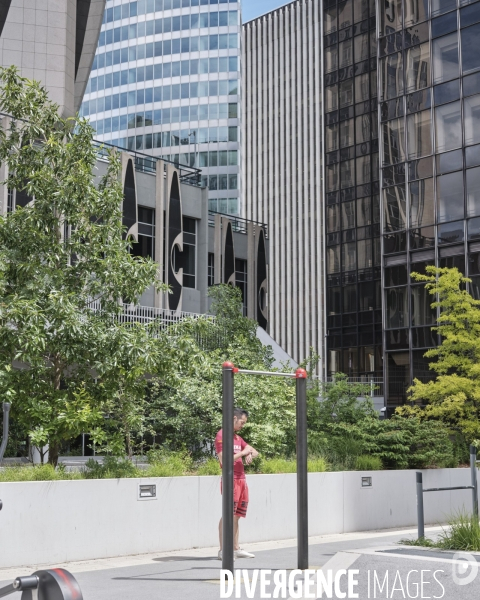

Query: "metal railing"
<box><xmin>323</xmin><ymin>376</ymin><xmax>384</xmax><ymax>397</ymax></box>
<box><xmin>207</xmin><ymin>210</ymin><xmax>268</xmax><ymax>238</ymax></box>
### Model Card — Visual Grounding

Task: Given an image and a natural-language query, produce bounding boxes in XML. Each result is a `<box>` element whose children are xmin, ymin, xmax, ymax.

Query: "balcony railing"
<box><xmin>208</xmin><ymin>211</ymin><xmax>268</xmax><ymax>238</ymax></box>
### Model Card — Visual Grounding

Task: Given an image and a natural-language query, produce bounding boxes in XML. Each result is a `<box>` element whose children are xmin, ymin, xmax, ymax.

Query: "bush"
<box><xmin>145</xmin><ymin>449</ymin><xmax>192</xmax><ymax>477</ymax></box>
<box><xmin>0</xmin><ymin>464</ymin><xmax>80</xmax><ymax>481</ymax></box>
<box><xmin>355</xmin><ymin>455</ymin><xmax>383</xmax><ymax>471</ymax></box>
<box><xmin>261</xmin><ymin>458</ymin><xmax>297</xmax><ymax>474</ymax></box>
<box><xmin>83</xmin><ymin>457</ymin><xmax>140</xmax><ymax>479</ymax></box>
<box><xmin>196</xmin><ymin>457</ymin><xmax>221</xmax><ymax>476</ymax></box>
<box><xmin>437</xmin><ymin>511</ymin><xmax>480</xmax><ymax>551</ymax></box>
<box><xmin>307</xmin><ymin>457</ymin><xmax>328</xmax><ymax>472</ymax></box>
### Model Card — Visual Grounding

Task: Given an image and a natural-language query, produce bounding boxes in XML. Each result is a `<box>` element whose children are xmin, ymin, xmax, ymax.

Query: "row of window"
<box><xmin>323</xmin><ymin>0</ymin><xmax>375</xmax><ymax>35</ymax></box>
<box><xmin>327</xmin><ymin>239</ymin><xmax>381</xmax><ymax>274</ymax></box>
<box><xmin>82</xmin><ymin>102</ymin><xmax>237</xmax><ymax>125</ymax></box>
<box><xmin>200</xmin><ymin>173</ymin><xmax>237</xmax><ymax>190</ymax></box>
<box><xmin>208</xmin><ymin>197</ymin><xmax>239</xmax><ymax>214</ymax></box>
<box><xmin>103</xmin><ymin>0</ymin><xmax>236</xmax><ymax>24</ymax></box>
<box><xmin>381</xmin><ymin>94</ymin><xmax>480</xmax><ymax>168</ymax></box>
<box><xmin>324</xmin><ymin>33</ymin><xmax>377</xmax><ymax>73</ymax></box>
<box><xmin>379</xmin><ymin>24</ymin><xmax>480</xmax><ymax>103</ymax></box>
<box><xmin>92</xmin><ymin>34</ymin><xmax>238</xmax><ymax>72</ymax></box>
<box><xmin>86</xmin><ymin>57</ymin><xmax>238</xmax><ymax>95</ymax></box>
<box><xmin>326</xmin><ymin>154</ymin><xmax>380</xmax><ymax>191</ymax></box>
<box><xmin>326</xmin><ymin>113</ymin><xmax>378</xmax><ymax>152</ymax></box>
<box><xmin>84</xmin><ymin>80</ymin><xmax>239</xmax><ymax>118</ymax></box>
<box><xmin>100</xmin><ymin>11</ymin><xmax>237</xmax><ymax>47</ymax></box>
<box><xmin>325</xmin><ymin>73</ymin><xmax>377</xmax><ymax>113</ymax></box>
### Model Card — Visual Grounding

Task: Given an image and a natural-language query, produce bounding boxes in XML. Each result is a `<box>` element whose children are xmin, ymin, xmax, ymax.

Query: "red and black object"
<box><xmin>0</xmin><ymin>569</ymin><xmax>83</xmax><ymax>600</ymax></box>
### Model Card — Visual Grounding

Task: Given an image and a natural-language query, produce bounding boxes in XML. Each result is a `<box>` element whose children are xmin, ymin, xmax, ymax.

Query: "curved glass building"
<box><xmin>80</xmin><ymin>0</ymin><xmax>241</xmax><ymax>215</ymax></box>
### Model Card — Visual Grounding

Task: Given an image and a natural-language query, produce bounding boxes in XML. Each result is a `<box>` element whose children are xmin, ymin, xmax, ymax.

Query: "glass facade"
<box><xmin>81</xmin><ymin>0</ymin><xmax>241</xmax><ymax>215</ymax></box>
<box><xmin>324</xmin><ymin>0</ymin><xmax>383</xmax><ymax>382</ymax></box>
<box><xmin>378</xmin><ymin>0</ymin><xmax>480</xmax><ymax>408</ymax></box>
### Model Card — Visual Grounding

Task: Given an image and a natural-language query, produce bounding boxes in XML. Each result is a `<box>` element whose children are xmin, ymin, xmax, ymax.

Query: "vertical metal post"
<box><xmin>0</xmin><ymin>402</ymin><xmax>11</xmax><ymax>462</ymax></box>
<box><xmin>222</xmin><ymin>362</ymin><xmax>235</xmax><ymax>574</ymax></box>
<box><xmin>295</xmin><ymin>368</ymin><xmax>308</xmax><ymax>570</ymax></box>
<box><xmin>470</xmin><ymin>445</ymin><xmax>478</xmax><ymax>518</ymax></box>
<box><xmin>416</xmin><ymin>472</ymin><xmax>425</xmax><ymax>539</ymax></box>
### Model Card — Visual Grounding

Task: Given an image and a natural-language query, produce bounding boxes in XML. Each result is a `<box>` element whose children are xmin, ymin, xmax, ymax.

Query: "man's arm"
<box><xmin>243</xmin><ymin>445</ymin><xmax>259</xmax><ymax>465</ymax></box>
<box><xmin>217</xmin><ymin>447</ymin><xmax>253</xmax><ymax>467</ymax></box>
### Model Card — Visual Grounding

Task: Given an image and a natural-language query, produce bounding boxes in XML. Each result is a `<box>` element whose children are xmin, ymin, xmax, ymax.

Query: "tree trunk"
<box><xmin>48</xmin><ymin>442</ymin><xmax>59</xmax><ymax>467</ymax></box>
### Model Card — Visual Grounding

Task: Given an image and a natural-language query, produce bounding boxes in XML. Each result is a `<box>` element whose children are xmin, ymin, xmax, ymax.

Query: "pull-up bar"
<box><xmin>221</xmin><ymin>362</ymin><xmax>309</xmax><ymax>575</ymax></box>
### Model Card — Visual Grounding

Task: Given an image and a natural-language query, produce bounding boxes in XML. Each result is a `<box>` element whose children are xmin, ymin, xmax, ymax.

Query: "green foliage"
<box><xmin>148</xmin><ymin>284</ymin><xmax>296</xmax><ymax>458</ymax></box>
<box><xmin>355</xmin><ymin>455</ymin><xmax>383</xmax><ymax>471</ymax></box>
<box><xmin>0</xmin><ymin>464</ymin><xmax>81</xmax><ymax>481</ymax></box>
<box><xmin>83</xmin><ymin>457</ymin><xmax>139</xmax><ymax>479</ymax></box>
<box><xmin>196</xmin><ymin>457</ymin><xmax>221</xmax><ymax>476</ymax></box>
<box><xmin>146</xmin><ymin>448</ymin><xmax>192</xmax><ymax>477</ymax></box>
<box><xmin>403</xmin><ymin>512</ymin><xmax>480</xmax><ymax>552</ymax></box>
<box><xmin>406</xmin><ymin>267</ymin><xmax>480</xmax><ymax>441</ymax></box>
<box><xmin>260</xmin><ymin>458</ymin><xmax>297</xmax><ymax>474</ymax></box>
<box><xmin>0</xmin><ymin>67</ymin><xmax>168</xmax><ymax>464</ymax></box>
<box><xmin>307</xmin><ymin>457</ymin><xmax>328</xmax><ymax>472</ymax></box>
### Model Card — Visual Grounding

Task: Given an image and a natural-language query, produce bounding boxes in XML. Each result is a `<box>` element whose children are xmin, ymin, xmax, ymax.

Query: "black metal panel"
<box><xmin>122</xmin><ymin>159</ymin><xmax>137</xmax><ymax>238</ymax></box>
<box><xmin>0</xmin><ymin>1</ymin><xmax>12</xmax><ymax>38</ymax></box>
<box><xmin>224</xmin><ymin>221</ymin><xmax>235</xmax><ymax>284</ymax></box>
<box><xmin>168</xmin><ymin>171</ymin><xmax>182</xmax><ymax>310</ymax></box>
<box><xmin>256</xmin><ymin>228</ymin><xmax>268</xmax><ymax>330</ymax></box>
<box><xmin>15</xmin><ymin>181</ymin><xmax>32</xmax><ymax>208</ymax></box>
<box><xmin>75</xmin><ymin>0</ymin><xmax>92</xmax><ymax>77</ymax></box>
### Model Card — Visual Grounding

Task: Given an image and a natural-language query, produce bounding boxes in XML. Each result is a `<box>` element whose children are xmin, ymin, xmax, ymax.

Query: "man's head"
<box><xmin>233</xmin><ymin>408</ymin><xmax>249</xmax><ymax>431</ymax></box>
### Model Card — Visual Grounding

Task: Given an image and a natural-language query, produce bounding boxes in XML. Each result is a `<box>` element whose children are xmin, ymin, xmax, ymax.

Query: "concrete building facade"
<box><xmin>0</xmin><ymin>0</ymin><xmax>106</xmax><ymax>117</ymax></box>
<box><xmin>242</xmin><ymin>0</ymin><xmax>324</xmax><ymax>368</ymax></box>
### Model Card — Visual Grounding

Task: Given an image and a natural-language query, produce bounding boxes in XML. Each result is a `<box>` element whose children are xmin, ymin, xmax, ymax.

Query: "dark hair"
<box><xmin>234</xmin><ymin>408</ymin><xmax>249</xmax><ymax>419</ymax></box>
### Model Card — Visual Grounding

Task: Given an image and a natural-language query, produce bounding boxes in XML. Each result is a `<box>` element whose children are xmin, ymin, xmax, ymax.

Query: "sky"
<box><xmin>242</xmin><ymin>0</ymin><xmax>292</xmax><ymax>23</ymax></box>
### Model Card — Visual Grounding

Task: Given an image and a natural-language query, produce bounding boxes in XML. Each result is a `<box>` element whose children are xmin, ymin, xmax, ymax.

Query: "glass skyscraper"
<box><xmin>80</xmin><ymin>0</ymin><xmax>241</xmax><ymax>216</ymax></box>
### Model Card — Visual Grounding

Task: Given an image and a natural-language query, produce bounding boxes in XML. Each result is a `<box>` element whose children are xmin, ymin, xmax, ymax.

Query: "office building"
<box><xmin>0</xmin><ymin>0</ymin><xmax>106</xmax><ymax>117</ymax></box>
<box><xmin>243</xmin><ymin>0</ymin><xmax>324</xmax><ymax>368</ymax></box>
<box><xmin>80</xmin><ymin>0</ymin><xmax>242</xmax><ymax>217</ymax></box>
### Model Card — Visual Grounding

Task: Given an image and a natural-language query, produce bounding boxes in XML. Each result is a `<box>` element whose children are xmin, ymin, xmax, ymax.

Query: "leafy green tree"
<box><xmin>403</xmin><ymin>266</ymin><xmax>480</xmax><ymax>441</ymax></box>
<box><xmin>148</xmin><ymin>284</ymin><xmax>297</xmax><ymax>458</ymax></box>
<box><xmin>0</xmin><ymin>67</ymin><xmax>167</xmax><ymax>464</ymax></box>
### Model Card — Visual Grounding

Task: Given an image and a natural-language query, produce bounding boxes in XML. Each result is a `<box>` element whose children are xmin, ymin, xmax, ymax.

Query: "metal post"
<box><xmin>416</xmin><ymin>472</ymin><xmax>425</xmax><ymax>539</ymax></box>
<box><xmin>470</xmin><ymin>445</ymin><xmax>478</xmax><ymax>518</ymax></box>
<box><xmin>222</xmin><ymin>362</ymin><xmax>235</xmax><ymax>574</ymax></box>
<box><xmin>0</xmin><ymin>403</ymin><xmax>11</xmax><ymax>462</ymax></box>
<box><xmin>295</xmin><ymin>368</ymin><xmax>308</xmax><ymax>570</ymax></box>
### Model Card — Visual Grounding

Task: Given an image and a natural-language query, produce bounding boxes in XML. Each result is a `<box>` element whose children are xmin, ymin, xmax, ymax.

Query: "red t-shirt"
<box><xmin>215</xmin><ymin>429</ymin><xmax>247</xmax><ymax>479</ymax></box>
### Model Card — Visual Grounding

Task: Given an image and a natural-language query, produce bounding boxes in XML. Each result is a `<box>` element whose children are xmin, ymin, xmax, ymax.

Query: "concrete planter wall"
<box><xmin>0</xmin><ymin>468</ymin><xmax>476</xmax><ymax>568</ymax></box>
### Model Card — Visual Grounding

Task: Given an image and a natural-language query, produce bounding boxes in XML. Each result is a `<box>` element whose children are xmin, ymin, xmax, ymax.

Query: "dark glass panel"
<box><xmin>432</xmin><ymin>11</ymin><xmax>458</xmax><ymax>38</ymax></box>
<box><xmin>431</xmin><ymin>0</ymin><xmax>457</xmax><ymax>16</ymax></box>
<box><xmin>432</xmin><ymin>32</ymin><xmax>459</xmax><ymax>84</ymax></box>
<box><xmin>466</xmin><ymin>144</ymin><xmax>480</xmax><ymax>167</ymax></box>
<box><xmin>411</xmin><ymin>285</ymin><xmax>436</xmax><ymax>325</ymax></box>
<box><xmin>384</xmin><ymin>231</ymin><xmax>407</xmax><ymax>253</ymax></box>
<box><xmin>409</xmin><ymin>155</ymin><xmax>434</xmax><ymax>180</ymax></box>
<box><xmin>462</xmin><ymin>23</ymin><xmax>480</xmax><ymax>73</ymax></box>
<box><xmin>386</xmin><ymin>329</ymin><xmax>409</xmax><ymax>349</ymax></box>
<box><xmin>436</xmin><ymin>149</ymin><xmax>463</xmax><ymax>174</ymax></box>
<box><xmin>434</xmin><ymin>79</ymin><xmax>460</xmax><ymax>105</ymax></box>
<box><xmin>438</xmin><ymin>221</ymin><xmax>465</xmax><ymax>244</ymax></box>
<box><xmin>409</xmin><ymin>178</ymin><xmax>434</xmax><ymax>227</ymax></box>
<box><xmin>385</xmin><ymin>264</ymin><xmax>408</xmax><ymax>286</ymax></box>
<box><xmin>437</xmin><ymin>171</ymin><xmax>465</xmax><ymax>222</ymax></box>
<box><xmin>383</xmin><ymin>185</ymin><xmax>406</xmax><ymax>230</ymax></box>
<box><xmin>461</xmin><ymin>2</ymin><xmax>480</xmax><ymax>28</ymax></box>
<box><xmin>468</xmin><ymin>216</ymin><xmax>480</xmax><ymax>239</ymax></box>
<box><xmin>440</xmin><ymin>254</ymin><xmax>465</xmax><ymax>272</ymax></box>
<box><xmin>410</xmin><ymin>225</ymin><xmax>436</xmax><ymax>249</ymax></box>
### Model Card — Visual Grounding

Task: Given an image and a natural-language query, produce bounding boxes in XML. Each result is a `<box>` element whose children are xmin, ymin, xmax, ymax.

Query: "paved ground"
<box><xmin>2</xmin><ymin>527</ymin><xmax>480</xmax><ymax>599</ymax></box>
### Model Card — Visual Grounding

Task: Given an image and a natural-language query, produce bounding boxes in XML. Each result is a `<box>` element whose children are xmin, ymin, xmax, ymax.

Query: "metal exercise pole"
<box><xmin>222</xmin><ymin>362</ymin><xmax>235</xmax><ymax>575</ymax></box>
<box><xmin>471</xmin><ymin>445</ymin><xmax>478</xmax><ymax>518</ymax></box>
<box><xmin>295</xmin><ymin>368</ymin><xmax>308</xmax><ymax>570</ymax></box>
<box><xmin>416</xmin><ymin>472</ymin><xmax>425</xmax><ymax>539</ymax></box>
<box><xmin>0</xmin><ymin>403</ymin><xmax>11</xmax><ymax>462</ymax></box>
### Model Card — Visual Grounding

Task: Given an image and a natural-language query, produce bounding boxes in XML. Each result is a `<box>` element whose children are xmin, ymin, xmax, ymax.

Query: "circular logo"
<box><xmin>452</xmin><ymin>552</ymin><xmax>479</xmax><ymax>586</ymax></box>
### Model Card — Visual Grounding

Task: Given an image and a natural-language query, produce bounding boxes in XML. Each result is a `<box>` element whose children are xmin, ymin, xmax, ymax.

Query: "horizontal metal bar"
<box><xmin>236</xmin><ymin>369</ymin><xmax>296</xmax><ymax>378</ymax></box>
<box><xmin>424</xmin><ymin>486</ymin><xmax>474</xmax><ymax>492</ymax></box>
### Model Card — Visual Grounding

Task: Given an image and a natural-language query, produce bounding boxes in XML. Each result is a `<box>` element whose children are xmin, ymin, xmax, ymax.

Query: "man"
<box><xmin>215</xmin><ymin>407</ymin><xmax>259</xmax><ymax>560</ymax></box>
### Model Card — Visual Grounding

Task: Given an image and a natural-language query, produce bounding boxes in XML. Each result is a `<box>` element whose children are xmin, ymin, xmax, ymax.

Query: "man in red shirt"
<box><xmin>215</xmin><ymin>407</ymin><xmax>259</xmax><ymax>560</ymax></box>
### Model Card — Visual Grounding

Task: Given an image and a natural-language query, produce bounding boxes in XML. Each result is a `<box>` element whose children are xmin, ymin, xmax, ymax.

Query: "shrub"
<box><xmin>83</xmin><ymin>457</ymin><xmax>140</xmax><ymax>479</ymax></box>
<box><xmin>145</xmin><ymin>449</ymin><xmax>192</xmax><ymax>477</ymax></box>
<box><xmin>355</xmin><ymin>455</ymin><xmax>383</xmax><ymax>471</ymax></box>
<box><xmin>307</xmin><ymin>457</ymin><xmax>328</xmax><ymax>472</ymax></box>
<box><xmin>196</xmin><ymin>457</ymin><xmax>221</xmax><ymax>476</ymax></box>
<box><xmin>261</xmin><ymin>458</ymin><xmax>296</xmax><ymax>474</ymax></box>
<box><xmin>0</xmin><ymin>464</ymin><xmax>80</xmax><ymax>481</ymax></box>
<box><xmin>437</xmin><ymin>511</ymin><xmax>480</xmax><ymax>551</ymax></box>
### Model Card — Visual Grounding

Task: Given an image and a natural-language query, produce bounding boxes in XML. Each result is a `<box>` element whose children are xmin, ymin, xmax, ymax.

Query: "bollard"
<box><xmin>221</xmin><ymin>362</ymin><xmax>235</xmax><ymax>575</ymax></box>
<box><xmin>416</xmin><ymin>472</ymin><xmax>425</xmax><ymax>540</ymax></box>
<box><xmin>295</xmin><ymin>368</ymin><xmax>308</xmax><ymax>570</ymax></box>
<box><xmin>471</xmin><ymin>445</ymin><xmax>478</xmax><ymax>518</ymax></box>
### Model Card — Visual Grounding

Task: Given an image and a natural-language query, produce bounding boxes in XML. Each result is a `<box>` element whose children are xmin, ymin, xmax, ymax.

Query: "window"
<box><xmin>407</xmin><ymin>109</ymin><xmax>432</xmax><ymax>159</ymax></box>
<box><xmin>385</xmin><ymin>264</ymin><xmax>408</xmax><ymax>287</ymax></box>
<box><xmin>462</xmin><ymin>23</ymin><xmax>480</xmax><ymax>73</ymax></box>
<box><xmin>356</xmin><ymin>113</ymin><xmax>372</xmax><ymax>143</ymax></box>
<box><xmin>411</xmin><ymin>285</ymin><xmax>436</xmax><ymax>325</ymax></box>
<box><xmin>327</xmin><ymin>204</ymin><xmax>340</xmax><ymax>232</ymax></box>
<box><xmin>182</xmin><ymin>217</ymin><xmax>196</xmax><ymax>288</ymax></box>
<box><xmin>435</xmin><ymin>101</ymin><xmax>462</xmax><ymax>152</ymax></box>
<box><xmin>339</xmin><ymin>39</ymin><xmax>353</xmax><ymax>68</ymax></box>
<box><xmin>342</xmin><ymin>243</ymin><xmax>356</xmax><ymax>272</ymax></box>
<box><xmin>405</xmin><ymin>0</ymin><xmax>429</xmax><ymax>26</ymax></box>
<box><xmin>355</xmin><ymin>34</ymin><xmax>370</xmax><ymax>62</ymax></box>
<box><xmin>235</xmin><ymin>259</ymin><xmax>248</xmax><ymax>316</ymax></box>
<box><xmin>326</xmin><ymin>123</ymin><xmax>338</xmax><ymax>152</ymax></box>
<box><xmin>380</xmin><ymin>52</ymin><xmax>403</xmax><ymax>100</ymax></box>
<box><xmin>410</xmin><ymin>178</ymin><xmax>434</xmax><ymax>227</ymax></box>
<box><xmin>131</xmin><ymin>207</ymin><xmax>155</xmax><ymax>260</ymax></box>
<box><xmin>340</xmin><ymin>160</ymin><xmax>354</xmax><ymax>189</ymax></box>
<box><xmin>383</xmin><ymin>185</ymin><xmax>406</xmax><ymax>231</ymax></box>
<box><xmin>464</xmin><ymin>95</ymin><xmax>480</xmax><ymax>146</ymax></box>
<box><xmin>357</xmin><ymin>197</ymin><xmax>372</xmax><ymax>226</ymax></box>
<box><xmin>338</xmin><ymin>0</ymin><xmax>353</xmax><ymax>29</ymax></box>
<box><xmin>382</xmin><ymin>118</ymin><xmax>405</xmax><ymax>165</ymax></box>
<box><xmin>355</xmin><ymin>73</ymin><xmax>371</xmax><ymax>102</ymax></box>
<box><xmin>208</xmin><ymin>253</ymin><xmax>215</xmax><ymax>287</ymax></box>
<box><xmin>434</xmin><ymin>79</ymin><xmax>460</xmax><ymax>104</ymax></box>
<box><xmin>406</xmin><ymin>43</ymin><xmax>430</xmax><ymax>91</ymax></box>
<box><xmin>340</xmin><ymin>119</ymin><xmax>354</xmax><ymax>147</ymax></box>
<box><xmin>325</xmin><ymin>46</ymin><xmax>338</xmax><ymax>73</ymax></box>
<box><xmin>379</xmin><ymin>0</ymin><xmax>402</xmax><ymax>35</ymax></box>
<box><xmin>325</xmin><ymin>85</ymin><xmax>338</xmax><ymax>112</ymax></box>
<box><xmin>342</xmin><ymin>201</ymin><xmax>356</xmax><ymax>229</ymax></box>
<box><xmin>437</xmin><ymin>171</ymin><xmax>465</xmax><ymax>222</ymax></box>
<box><xmin>432</xmin><ymin>32</ymin><xmax>459</xmax><ymax>84</ymax></box>
<box><xmin>356</xmin><ymin>155</ymin><xmax>371</xmax><ymax>185</ymax></box>
<box><xmin>467</xmin><ymin>166</ymin><xmax>480</xmax><ymax>217</ymax></box>
<box><xmin>339</xmin><ymin>80</ymin><xmax>353</xmax><ymax>108</ymax></box>
<box><xmin>431</xmin><ymin>0</ymin><xmax>456</xmax><ymax>16</ymax></box>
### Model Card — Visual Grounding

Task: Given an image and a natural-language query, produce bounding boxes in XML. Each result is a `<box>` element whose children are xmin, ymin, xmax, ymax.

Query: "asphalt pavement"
<box><xmin>1</xmin><ymin>526</ymin><xmax>479</xmax><ymax>599</ymax></box>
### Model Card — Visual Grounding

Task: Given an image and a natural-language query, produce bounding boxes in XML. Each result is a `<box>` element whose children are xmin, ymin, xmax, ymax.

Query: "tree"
<box><xmin>0</xmin><ymin>67</ymin><xmax>167</xmax><ymax>464</ymax></box>
<box><xmin>402</xmin><ymin>266</ymin><xmax>480</xmax><ymax>441</ymax></box>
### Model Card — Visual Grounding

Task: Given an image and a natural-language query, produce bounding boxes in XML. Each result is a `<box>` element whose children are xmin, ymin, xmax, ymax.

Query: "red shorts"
<box><xmin>221</xmin><ymin>479</ymin><xmax>249</xmax><ymax>518</ymax></box>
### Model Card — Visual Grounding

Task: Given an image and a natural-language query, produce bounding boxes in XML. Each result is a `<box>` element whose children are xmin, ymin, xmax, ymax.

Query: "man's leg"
<box><xmin>234</xmin><ymin>515</ymin><xmax>240</xmax><ymax>551</ymax></box>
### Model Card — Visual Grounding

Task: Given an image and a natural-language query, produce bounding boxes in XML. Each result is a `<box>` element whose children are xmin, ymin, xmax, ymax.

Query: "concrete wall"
<box><xmin>1</xmin><ymin>469</ymin><xmax>475</xmax><ymax>568</ymax></box>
